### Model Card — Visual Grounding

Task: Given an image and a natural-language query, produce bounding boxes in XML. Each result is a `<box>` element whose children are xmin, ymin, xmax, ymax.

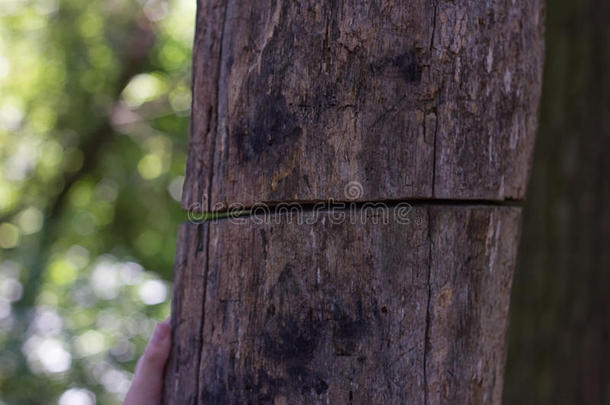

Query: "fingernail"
<box><xmin>152</xmin><ymin>322</ymin><xmax>169</xmax><ymax>343</ymax></box>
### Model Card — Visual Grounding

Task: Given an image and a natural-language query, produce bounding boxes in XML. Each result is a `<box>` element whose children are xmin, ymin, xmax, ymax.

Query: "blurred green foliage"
<box><xmin>0</xmin><ymin>0</ymin><xmax>194</xmax><ymax>403</ymax></box>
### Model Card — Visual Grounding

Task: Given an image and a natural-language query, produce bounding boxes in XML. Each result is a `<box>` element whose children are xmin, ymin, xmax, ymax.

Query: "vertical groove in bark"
<box><xmin>163</xmin><ymin>224</ymin><xmax>207</xmax><ymax>404</ymax></box>
<box><xmin>194</xmin><ymin>223</ymin><xmax>210</xmax><ymax>405</ymax></box>
<box><xmin>208</xmin><ymin>0</ymin><xmax>229</xmax><ymax>212</ymax></box>
<box><xmin>424</xmin><ymin>210</ymin><xmax>434</xmax><ymax>405</ymax></box>
<box><xmin>428</xmin><ymin>0</ymin><xmax>439</xmax><ymax>200</ymax></box>
<box><xmin>181</xmin><ymin>0</ymin><xmax>227</xmax><ymax>212</ymax></box>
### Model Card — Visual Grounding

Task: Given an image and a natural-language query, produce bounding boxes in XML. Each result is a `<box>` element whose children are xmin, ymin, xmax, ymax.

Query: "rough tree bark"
<box><xmin>164</xmin><ymin>1</ymin><xmax>544</xmax><ymax>404</ymax></box>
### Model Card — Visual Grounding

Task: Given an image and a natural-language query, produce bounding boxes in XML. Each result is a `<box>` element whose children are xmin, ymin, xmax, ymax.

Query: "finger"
<box><xmin>137</xmin><ymin>318</ymin><xmax>172</xmax><ymax>376</ymax></box>
<box><xmin>124</xmin><ymin>319</ymin><xmax>172</xmax><ymax>405</ymax></box>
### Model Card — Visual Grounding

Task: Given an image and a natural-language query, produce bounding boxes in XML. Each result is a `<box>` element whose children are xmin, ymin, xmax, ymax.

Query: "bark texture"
<box><xmin>504</xmin><ymin>0</ymin><xmax>610</xmax><ymax>403</ymax></box>
<box><xmin>166</xmin><ymin>0</ymin><xmax>544</xmax><ymax>404</ymax></box>
<box><xmin>166</xmin><ymin>207</ymin><xmax>521</xmax><ymax>404</ymax></box>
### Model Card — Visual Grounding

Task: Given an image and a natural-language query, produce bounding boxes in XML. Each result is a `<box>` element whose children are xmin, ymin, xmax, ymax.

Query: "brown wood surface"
<box><xmin>165</xmin><ymin>206</ymin><xmax>521</xmax><ymax>404</ymax></box>
<box><xmin>166</xmin><ymin>0</ymin><xmax>544</xmax><ymax>404</ymax></box>
<box><xmin>182</xmin><ymin>0</ymin><xmax>544</xmax><ymax>211</ymax></box>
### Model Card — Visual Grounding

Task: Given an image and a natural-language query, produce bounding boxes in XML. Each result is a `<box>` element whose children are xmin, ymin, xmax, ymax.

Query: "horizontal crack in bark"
<box><xmin>184</xmin><ymin>198</ymin><xmax>524</xmax><ymax>221</ymax></box>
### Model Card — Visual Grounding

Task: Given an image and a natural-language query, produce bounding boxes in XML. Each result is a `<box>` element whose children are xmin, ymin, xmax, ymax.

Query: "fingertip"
<box><xmin>151</xmin><ymin>320</ymin><xmax>171</xmax><ymax>344</ymax></box>
<box><xmin>125</xmin><ymin>320</ymin><xmax>172</xmax><ymax>405</ymax></box>
<box><xmin>139</xmin><ymin>321</ymin><xmax>172</xmax><ymax>369</ymax></box>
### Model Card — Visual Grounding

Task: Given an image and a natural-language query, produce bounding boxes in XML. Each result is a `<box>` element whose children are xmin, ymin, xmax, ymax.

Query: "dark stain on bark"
<box><xmin>372</xmin><ymin>50</ymin><xmax>423</xmax><ymax>83</ymax></box>
<box><xmin>262</xmin><ymin>265</ymin><xmax>320</xmax><ymax>361</ymax></box>
<box><xmin>263</xmin><ymin>314</ymin><xmax>320</xmax><ymax>361</ymax></box>
<box><xmin>331</xmin><ymin>298</ymin><xmax>368</xmax><ymax>357</ymax></box>
<box><xmin>235</xmin><ymin>93</ymin><xmax>302</xmax><ymax>162</ymax></box>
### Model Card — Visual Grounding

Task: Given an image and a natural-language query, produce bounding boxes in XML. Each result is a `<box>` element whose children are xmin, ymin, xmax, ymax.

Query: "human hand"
<box><xmin>124</xmin><ymin>318</ymin><xmax>172</xmax><ymax>405</ymax></box>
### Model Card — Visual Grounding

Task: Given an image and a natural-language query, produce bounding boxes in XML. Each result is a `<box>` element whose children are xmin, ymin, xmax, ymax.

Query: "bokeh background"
<box><xmin>1</xmin><ymin>0</ymin><xmax>609</xmax><ymax>404</ymax></box>
<box><xmin>0</xmin><ymin>0</ymin><xmax>193</xmax><ymax>403</ymax></box>
<box><xmin>504</xmin><ymin>0</ymin><xmax>610</xmax><ymax>404</ymax></box>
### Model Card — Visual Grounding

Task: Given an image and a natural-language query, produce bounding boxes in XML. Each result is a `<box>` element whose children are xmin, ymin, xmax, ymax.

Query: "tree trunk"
<box><xmin>504</xmin><ymin>0</ymin><xmax>610</xmax><ymax>403</ymax></box>
<box><xmin>164</xmin><ymin>1</ymin><xmax>544</xmax><ymax>404</ymax></box>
